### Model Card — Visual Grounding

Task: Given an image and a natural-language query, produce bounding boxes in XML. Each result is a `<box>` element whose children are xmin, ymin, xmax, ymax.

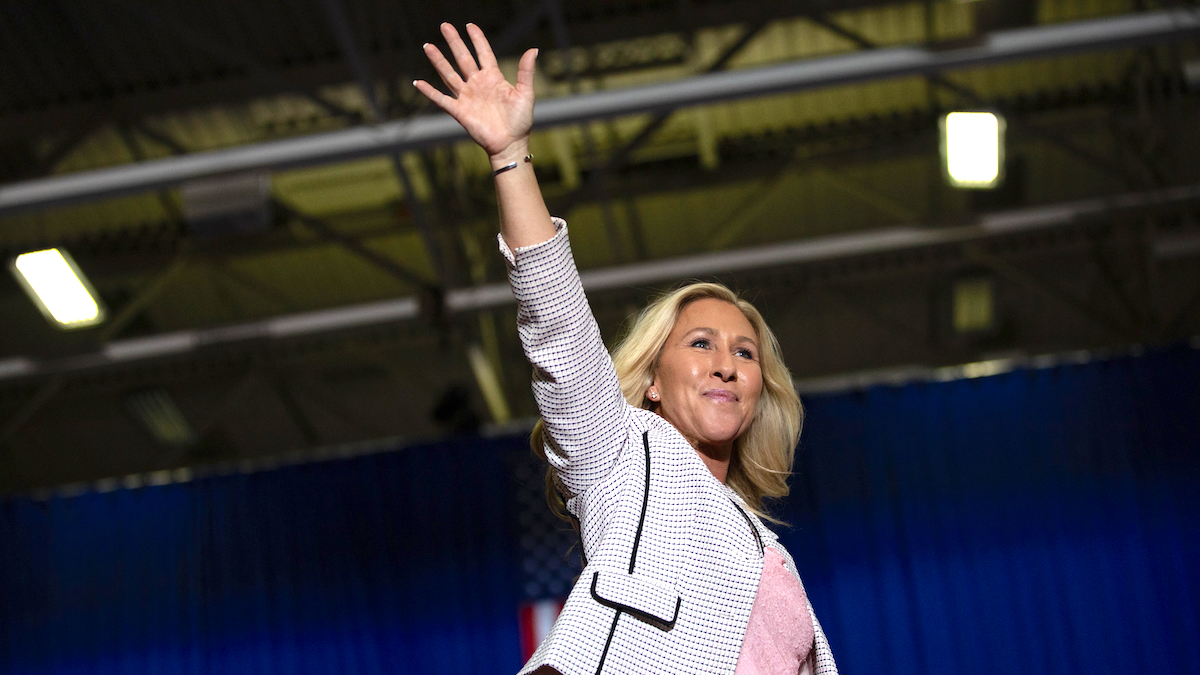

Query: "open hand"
<box><xmin>413</xmin><ymin>23</ymin><xmax>538</xmax><ymax>163</ymax></box>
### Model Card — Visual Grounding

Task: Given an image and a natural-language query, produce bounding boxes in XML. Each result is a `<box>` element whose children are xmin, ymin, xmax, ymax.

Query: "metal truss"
<box><xmin>2</xmin><ymin>180</ymin><xmax>1197</xmax><ymax>387</ymax></box>
<box><xmin>2</xmin><ymin>8</ymin><xmax>1197</xmax><ymax>216</ymax></box>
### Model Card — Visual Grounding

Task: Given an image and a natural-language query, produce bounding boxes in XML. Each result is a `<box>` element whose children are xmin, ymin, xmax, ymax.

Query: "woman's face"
<box><xmin>648</xmin><ymin>298</ymin><xmax>763</xmax><ymax>459</ymax></box>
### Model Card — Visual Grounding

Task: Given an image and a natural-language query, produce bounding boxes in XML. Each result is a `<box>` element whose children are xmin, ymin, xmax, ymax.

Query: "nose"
<box><xmin>712</xmin><ymin>350</ymin><xmax>737</xmax><ymax>382</ymax></box>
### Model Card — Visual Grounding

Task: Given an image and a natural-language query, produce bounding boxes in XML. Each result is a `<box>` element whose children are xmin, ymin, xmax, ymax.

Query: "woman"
<box><xmin>415</xmin><ymin>23</ymin><xmax>837</xmax><ymax>675</ymax></box>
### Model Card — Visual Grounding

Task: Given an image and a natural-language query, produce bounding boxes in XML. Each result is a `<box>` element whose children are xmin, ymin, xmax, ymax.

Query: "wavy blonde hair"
<box><xmin>531</xmin><ymin>282</ymin><xmax>803</xmax><ymax>523</ymax></box>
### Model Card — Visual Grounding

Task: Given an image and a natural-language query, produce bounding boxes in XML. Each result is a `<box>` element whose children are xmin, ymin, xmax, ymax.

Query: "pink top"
<box><xmin>734</xmin><ymin>547</ymin><xmax>815</xmax><ymax>675</ymax></box>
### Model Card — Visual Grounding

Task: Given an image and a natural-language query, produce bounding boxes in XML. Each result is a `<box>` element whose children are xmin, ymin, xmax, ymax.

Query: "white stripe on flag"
<box><xmin>532</xmin><ymin>599</ymin><xmax>561</xmax><ymax>645</ymax></box>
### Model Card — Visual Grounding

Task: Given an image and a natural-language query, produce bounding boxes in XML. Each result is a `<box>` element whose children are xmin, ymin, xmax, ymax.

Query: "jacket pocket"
<box><xmin>589</xmin><ymin>567</ymin><xmax>681</xmax><ymax>631</ymax></box>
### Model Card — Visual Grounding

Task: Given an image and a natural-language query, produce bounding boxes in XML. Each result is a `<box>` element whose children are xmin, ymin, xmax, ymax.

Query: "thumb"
<box><xmin>516</xmin><ymin>47</ymin><xmax>538</xmax><ymax>95</ymax></box>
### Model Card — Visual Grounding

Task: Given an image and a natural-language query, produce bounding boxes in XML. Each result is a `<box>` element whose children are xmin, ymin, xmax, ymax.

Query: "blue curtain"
<box><xmin>0</xmin><ymin>437</ymin><xmax>526</xmax><ymax>675</ymax></box>
<box><xmin>781</xmin><ymin>345</ymin><xmax>1200</xmax><ymax>675</ymax></box>
<box><xmin>2</xmin><ymin>346</ymin><xmax>1198</xmax><ymax>675</ymax></box>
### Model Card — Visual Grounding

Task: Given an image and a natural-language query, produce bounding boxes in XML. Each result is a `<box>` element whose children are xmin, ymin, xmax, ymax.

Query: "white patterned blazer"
<box><xmin>502</xmin><ymin>221</ymin><xmax>838</xmax><ymax>675</ymax></box>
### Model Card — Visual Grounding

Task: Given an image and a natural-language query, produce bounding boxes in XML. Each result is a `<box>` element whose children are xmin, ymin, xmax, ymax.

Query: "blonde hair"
<box><xmin>531</xmin><ymin>282</ymin><xmax>803</xmax><ymax>523</ymax></box>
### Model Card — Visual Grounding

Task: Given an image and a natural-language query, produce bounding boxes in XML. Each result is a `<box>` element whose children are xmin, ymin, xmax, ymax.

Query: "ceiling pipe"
<box><xmin>1</xmin><ymin>180</ymin><xmax>1198</xmax><ymax>382</ymax></box>
<box><xmin>1</xmin><ymin>8</ymin><xmax>1198</xmax><ymax>217</ymax></box>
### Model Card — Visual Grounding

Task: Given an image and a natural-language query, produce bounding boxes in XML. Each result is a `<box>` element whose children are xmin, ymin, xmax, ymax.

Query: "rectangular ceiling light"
<box><xmin>9</xmin><ymin>248</ymin><xmax>106</xmax><ymax>328</ymax></box>
<box><xmin>953</xmin><ymin>276</ymin><xmax>995</xmax><ymax>334</ymax></box>
<box><xmin>180</xmin><ymin>172</ymin><xmax>273</xmax><ymax>238</ymax></box>
<box><xmin>941</xmin><ymin>111</ymin><xmax>1005</xmax><ymax>189</ymax></box>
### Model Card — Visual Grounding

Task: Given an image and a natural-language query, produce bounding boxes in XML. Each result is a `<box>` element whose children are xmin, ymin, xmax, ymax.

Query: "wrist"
<box><xmin>488</xmin><ymin>141</ymin><xmax>532</xmax><ymax>170</ymax></box>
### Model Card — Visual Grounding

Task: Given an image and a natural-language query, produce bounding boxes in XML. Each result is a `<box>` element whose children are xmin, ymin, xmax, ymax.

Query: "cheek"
<box><xmin>662</xmin><ymin>359</ymin><xmax>705</xmax><ymax>393</ymax></box>
<box><xmin>745</xmin><ymin>371</ymin><xmax>764</xmax><ymax>409</ymax></box>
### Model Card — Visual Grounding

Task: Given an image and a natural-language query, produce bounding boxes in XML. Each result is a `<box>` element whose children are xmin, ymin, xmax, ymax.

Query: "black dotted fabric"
<box><xmin>501</xmin><ymin>222</ymin><xmax>838</xmax><ymax>675</ymax></box>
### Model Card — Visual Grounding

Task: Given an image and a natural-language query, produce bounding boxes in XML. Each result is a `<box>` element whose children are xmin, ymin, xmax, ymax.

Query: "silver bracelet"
<box><xmin>492</xmin><ymin>154</ymin><xmax>534</xmax><ymax>176</ymax></box>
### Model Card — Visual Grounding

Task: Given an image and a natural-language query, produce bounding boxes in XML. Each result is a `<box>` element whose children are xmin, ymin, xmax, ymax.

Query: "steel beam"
<box><xmin>319</xmin><ymin>0</ymin><xmax>447</xmax><ymax>282</ymax></box>
<box><xmin>805</xmin><ymin>10</ymin><xmax>1138</xmax><ymax>186</ymax></box>
<box><xmin>2</xmin><ymin>180</ymin><xmax>1198</xmax><ymax>382</ymax></box>
<box><xmin>116</xmin><ymin>2</ymin><xmax>359</xmax><ymax>120</ymax></box>
<box><xmin>557</xmin><ymin>16</ymin><xmax>772</xmax><ymax>220</ymax></box>
<box><xmin>279</xmin><ymin>201</ymin><xmax>436</xmax><ymax>289</ymax></box>
<box><xmin>0</xmin><ymin>376</ymin><xmax>62</xmax><ymax>444</ymax></box>
<box><xmin>2</xmin><ymin>9</ymin><xmax>1197</xmax><ymax>217</ymax></box>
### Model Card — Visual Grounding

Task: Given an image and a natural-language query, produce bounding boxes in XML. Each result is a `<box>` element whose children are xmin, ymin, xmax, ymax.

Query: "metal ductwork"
<box><xmin>2</xmin><ymin>181</ymin><xmax>1198</xmax><ymax>382</ymax></box>
<box><xmin>1</xmin><ymin>8</ymin><xmax>1197</xmax><ymax>217</ymax></box>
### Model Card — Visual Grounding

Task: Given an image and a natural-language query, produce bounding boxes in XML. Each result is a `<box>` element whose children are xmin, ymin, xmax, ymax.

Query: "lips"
<box><xmin>704</xmin><ymin>389</ymin><xmax>739</xmax><ymax>403</ymax></box>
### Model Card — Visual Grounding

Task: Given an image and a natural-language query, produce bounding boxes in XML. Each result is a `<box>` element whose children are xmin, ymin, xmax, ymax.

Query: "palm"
<box><xmin>414</xmin><ymin>24</ymin><xmax>536</xmax><ymax>158</ymax></box>
<box><xmin>445</xmin><ymin>68</ymin><xmax>532</xmax><ymax>156</ymax></box>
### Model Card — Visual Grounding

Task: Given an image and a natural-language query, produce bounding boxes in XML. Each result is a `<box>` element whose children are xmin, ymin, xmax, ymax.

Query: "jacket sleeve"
<box><xmin>808</xmin><ymin>611</ymin><xmax>838</xmax><ymax>675</ymax></box>
<box><xmin>500</xmin><ymin>218</ymin><xmax>631</xmax><ymax>497</ymax></box>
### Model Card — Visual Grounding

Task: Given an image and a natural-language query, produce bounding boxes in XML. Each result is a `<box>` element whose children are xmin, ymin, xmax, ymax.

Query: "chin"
<box><xmin>699</xmin><ymin>424</ymin><xmax>745</xmax><ymax>445</ymax></box>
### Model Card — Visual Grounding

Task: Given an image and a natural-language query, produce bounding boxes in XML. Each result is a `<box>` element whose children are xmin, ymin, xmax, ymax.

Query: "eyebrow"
<box><xmin>685</xmin><ymin>327</ymin><xmax>759</xmax><ymax>348</ymax></box>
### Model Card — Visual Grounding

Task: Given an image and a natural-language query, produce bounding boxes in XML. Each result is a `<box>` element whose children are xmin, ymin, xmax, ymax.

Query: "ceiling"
<box><xmin>2</xmin><ymin>0</ymin><xmax>1199</xmax><ymax>495</ymax></box>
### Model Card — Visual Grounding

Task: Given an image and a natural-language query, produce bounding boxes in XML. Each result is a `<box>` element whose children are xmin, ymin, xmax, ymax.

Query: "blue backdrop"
<box><xmin>3</xmin><ymin>345</ymin><xmax>1198</xmax><ymax>675</ymax></box>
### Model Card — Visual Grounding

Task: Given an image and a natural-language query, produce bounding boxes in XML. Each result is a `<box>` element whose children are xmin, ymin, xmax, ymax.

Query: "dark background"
<box><xmin>2</xmin><ymin>0</ymin><xmax>1199</xmax><ymax>493</ymax></box>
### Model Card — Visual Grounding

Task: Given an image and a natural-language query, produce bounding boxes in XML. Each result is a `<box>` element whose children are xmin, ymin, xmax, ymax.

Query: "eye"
<box><xmin>690</xmin><ymin>338</ymin><xmax>710</xmax><ymax>349</ymax></box>
<box><xmin>736</xmin><ymin>347</ymin><xmax>756</xmax><ymax>360</ymax></box>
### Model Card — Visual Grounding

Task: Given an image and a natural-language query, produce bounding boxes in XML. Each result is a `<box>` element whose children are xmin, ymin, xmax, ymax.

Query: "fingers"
<box><xmin>465</xmin><ymin>23</ymin><xmax>498</xmax><ymax>70</ymax></box>
<box><xmin>440</xmin><ymin>22</ymin><xmax>480</xmax><ymax>79</ymax></box>
<box><xmin>412</xmin><ymin>79</ymin><xmax>456</xmax><ymax>114</ymax></box>
<box><xmin>422</xmin><ymin>42</ymin><xmax>464</xmax><ymax>94</ymax></box>
<box><xmin>516</xmin><ymin>47</ymin><xmax>538</xmax><ymax>95</ymax></box>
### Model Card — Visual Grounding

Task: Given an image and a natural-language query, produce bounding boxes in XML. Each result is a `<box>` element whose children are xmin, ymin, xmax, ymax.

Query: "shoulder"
<box><xmin>629</xmin><ymin>408</ymin><xmax>692</xmax><ymax>445</ymax></box>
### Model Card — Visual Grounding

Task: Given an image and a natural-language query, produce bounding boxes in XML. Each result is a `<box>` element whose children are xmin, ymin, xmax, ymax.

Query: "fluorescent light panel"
<box><xmin>942</xmin><ymin>112</ymin><xmax>1004</xmax><ymax>189</ymax></box>
<box><xmin>953</xmin><ymin>277</ymin><xmax>995</xmax><ymax>333</ymax></box>
<box><xmin>10</xmin><ymin>248</ymin><xmax>105</xmax><ymax>328</ymax></box>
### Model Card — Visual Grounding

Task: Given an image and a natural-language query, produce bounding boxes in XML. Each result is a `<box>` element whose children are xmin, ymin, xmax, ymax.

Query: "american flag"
<box><xmin>517</xmin><ymin>598</ymin><xmax>565</xmax><ymax>661</ymax></box>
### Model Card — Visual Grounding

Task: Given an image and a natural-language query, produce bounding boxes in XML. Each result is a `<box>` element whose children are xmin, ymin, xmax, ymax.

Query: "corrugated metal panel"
<box><xmin>0</xmin><ymin>0</ymin><xmax>1173</xmax><ymax>335</ymax></box>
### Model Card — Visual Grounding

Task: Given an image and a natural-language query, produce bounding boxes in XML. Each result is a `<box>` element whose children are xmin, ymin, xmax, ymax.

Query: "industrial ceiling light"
<box><xmin>952</xmin><ymin>276</ymin><xmax>996</xmax><ymax>334</ymax></box>
<box><xmin>941</xmin><ymin>111</ymin><xmax>1005</xmax><ymax>189</ymax></box>
<box><xmin>180</xmin><ymin>172</ymin><xmax>273</xmax><ymax>238</ymax></box>
<box><xmin>9</xmin><ymin>248</ymin><xmax>106</xmax><ymax>328</ymax></box>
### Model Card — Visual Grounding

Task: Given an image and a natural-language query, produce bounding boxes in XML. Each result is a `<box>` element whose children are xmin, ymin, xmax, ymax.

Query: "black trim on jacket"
<box><xmin>593</xmin><ymin>431</ymin><xmax>653</xmax><ymax>674</ymax></box>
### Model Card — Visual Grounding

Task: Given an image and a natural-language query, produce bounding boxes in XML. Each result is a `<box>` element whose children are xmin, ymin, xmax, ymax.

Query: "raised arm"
<box><xmin>415</xmin><ymin>25</ymin><xmax>631</xmax><ymax>497</ymax></box>
<box><xmin>413</xmin><ymin>23</ymin><xmax>554</xmax><ymax>249</ymax></box>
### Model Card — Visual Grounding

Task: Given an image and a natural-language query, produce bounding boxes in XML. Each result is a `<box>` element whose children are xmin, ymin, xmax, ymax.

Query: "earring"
<box><xmin>648</xmin><ymin>391</ymin><xmax>659</xmax><ymax>401</ymax></box>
